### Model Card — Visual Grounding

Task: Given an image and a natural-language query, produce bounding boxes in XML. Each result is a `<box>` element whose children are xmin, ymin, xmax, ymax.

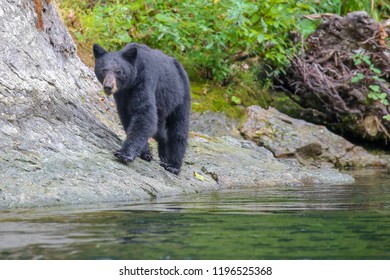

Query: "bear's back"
<box><xmin>123</xmin><ymin>43</ymin><xmax>184</xmax><ymax>85</ymax></box>
<box><xmin>123</xmin><ymin>43</ymin><xmax>171</xmax><ymax>63</ymax></box>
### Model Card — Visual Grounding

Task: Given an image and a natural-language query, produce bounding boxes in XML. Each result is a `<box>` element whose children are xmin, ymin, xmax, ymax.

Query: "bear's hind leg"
<box><xmin>164</xmin><ymin>105</ymin><xmax>189</xmax><ymax>175</ymax></box>
<box><xmin>154</xmin><ymin>120</ymin><xmax>170</xmax><ymax>167</ymax></box>
<box><xmin>157</xmin><ymin>138</ymin><xmax>169</xmax><ymax>168</ymax></box>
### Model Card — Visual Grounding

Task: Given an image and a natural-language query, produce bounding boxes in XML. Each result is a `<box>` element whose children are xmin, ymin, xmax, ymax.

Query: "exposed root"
<box><xmin>275</xmin><ymin>12</ymin><xmax>390</xmax><ymax>145</ymax></box>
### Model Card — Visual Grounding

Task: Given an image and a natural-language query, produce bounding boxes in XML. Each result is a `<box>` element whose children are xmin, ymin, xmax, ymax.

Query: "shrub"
<box><xmin>59</xmin><ymin>0</ymin><xmax>319</xmax><ymax>83</ymax></box>
<box><xmin>59</xmin><ymin>0</ymin><xmax>388</xmax><ymax>84</ymax></box>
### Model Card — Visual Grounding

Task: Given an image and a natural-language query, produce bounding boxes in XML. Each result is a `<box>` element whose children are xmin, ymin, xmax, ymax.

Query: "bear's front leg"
<box><xmin>114</xmin><ymin>101</ymin><xmax>157</xmax><ymax>165</ymax></box>
<box><xmin>139</xmin><ymin>143</ymin><xmax>153</xmax><ymax>162</ymax></box>
<box><xmin>114</xmin><ymin>138</ymin><xmax>149</xmax><ymax>164</ymax></box>
<box><xmin>114</xmin><ymin>149</ymin><xmax>137</xmax><ymax>164</ymax></box>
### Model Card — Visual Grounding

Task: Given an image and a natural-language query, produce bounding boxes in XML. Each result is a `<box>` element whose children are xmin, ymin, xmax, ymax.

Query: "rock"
<box><xmin>0</xmin><ymin>134</ymin><xmax>355</xmax><ymax>209</ymax></box>
<box><xmin>190</xmin><ymin>111</ymin><xmax>241</xmax><ymax>138</ymax></box>
<box><xmin>239</xmin><ymin>106</ymin><xmax>387</xmax><ymax>168</ymax></box>
<box><xmin>190</xmin><ymin>135</ymin><xmax>353</xmax><ymax>188</ymax></box>
<box><xmin>0</xmin><ymin>1</ymin><xmax>355</xmax><ymax>209</ymax></box>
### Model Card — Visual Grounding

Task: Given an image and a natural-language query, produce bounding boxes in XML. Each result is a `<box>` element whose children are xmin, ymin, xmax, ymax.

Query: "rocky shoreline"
<box><xmin>0</xmin><ymin>129</ymin><xmax>356</xmax><ymax>209</ymax></box>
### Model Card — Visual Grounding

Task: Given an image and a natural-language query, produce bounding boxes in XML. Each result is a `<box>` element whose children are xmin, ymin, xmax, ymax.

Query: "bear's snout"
<box><xmin>103</xmin><ymin>74</ymin><xmax>118</xmax><ymax>95</ymax></box>
<box><xmin>104</xmin><ymin>85</ymin><xmax>113</xmax><ymax>95</ymax></box>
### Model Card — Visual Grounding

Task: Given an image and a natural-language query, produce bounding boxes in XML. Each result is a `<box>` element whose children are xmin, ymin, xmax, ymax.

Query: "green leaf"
<box><xmin>117</xmin><ymin>32</ymin><xmax>131</xmax><ymax>43</ymax></box>
<box><xmin>205</xmin><ymin>42</ymin><xmax>214</xmax><ymax>50</ymax></box>
<box><xmin>257</xmin><ymin>33</ymin><xmax>265</xmax><ymax>44</ymax></box>
<box><xmin>370</xmin><ymin>66</ymin><xmax>382</xmax><ymax>75</ymax></box>
<box><xmin>231</xmin><ymin>95</ymin><xmax>241</xmax><ymax>105</ymax></box>
<box><xmin>351</xmin><ymin>73</ymin><xmax>364</xmax><ymax>83</ymax></box>
<box><xmin>362</xmin><ymin>55</ymin><xmax>372</xmax><ymax>65</ymax></box>
<box><xmin>369</xmin><ymin>85</ymin><xmax>381</xmax><ymax>92</ymax></box>
<box><xmin>368</xmin><ymin>93</ymin><xmax>378</xmax><ymax>100</ymax></box>
<box><xmin>298</xmin><ymin>18</ymin><xmax>317</xmax><ymax>37</ymax></box>
<box><xmin>354</xmin><ymin>59</ymin><xmax>362</xmax><ymax>66</ymax></box>
<box><xmin>373</xmin><ymin>76</ymin><xmax>386</xmax><ymax>82</ymax></box>
<box><xmin>155</xmin><ymin>14</ymin><xmax>177</xmax><ymax>24</ymax></box>
<box><xmin>383</xmin><ymin>115</ymin><xmax>390</xmax><ymax>121</ymax></box>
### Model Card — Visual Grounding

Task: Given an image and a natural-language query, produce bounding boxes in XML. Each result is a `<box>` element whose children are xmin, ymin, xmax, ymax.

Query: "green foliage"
<box><xmin>190</xmin><ymin>82</ymin><xmax>244</xmax><ymax>119</ymax></box>
<box><xmin>59</xmin><ymin>0</ymin><xmax>318</xmax><ymax>83</ymax></box>
<box><xmin>368</xmin><ymin>85</ymin><xmax>389</xmax><ymax>105</ymax></box>
<box><xmin>351</xmin><ymin>73</ymin><xmax>365</xmax><ymax>83</ymax></box>
<box><xmin>59</xmin><ymin>0</ymin><xmax>388</xmax><ymax>84</ymax></box>
<box><xmin>351</xmin><ymin>51</ymin><xmax>390</xmax><ymax>119</ymax></box>
<box><xmin>313</xmin><ymin>0</ymin><xmax>389</xmax><ymax>20</ymax></box>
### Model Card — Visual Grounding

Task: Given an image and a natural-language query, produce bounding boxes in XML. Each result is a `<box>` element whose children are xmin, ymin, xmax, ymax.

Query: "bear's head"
<box><xmin>93</xmin><ymin>44</ymin><xmax>138</xmax><ymax>96</ymax></box>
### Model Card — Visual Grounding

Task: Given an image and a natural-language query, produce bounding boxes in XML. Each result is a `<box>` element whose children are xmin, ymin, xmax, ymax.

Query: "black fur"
<box><xmin>93</xmin><ymin>43</ymin><xmax>190</xmax><ymax>175</ymax></box>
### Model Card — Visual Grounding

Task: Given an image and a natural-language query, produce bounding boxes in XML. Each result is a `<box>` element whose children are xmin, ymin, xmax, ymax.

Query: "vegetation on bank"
<box><xmin>58</xmin><ymin>0</ymin><xmax>389</xmax><ymax>119</ymax></box>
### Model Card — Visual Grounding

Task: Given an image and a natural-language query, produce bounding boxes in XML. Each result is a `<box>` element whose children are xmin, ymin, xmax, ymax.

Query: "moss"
<box><xmin>191</xmin><ymin>79</ymin><xmax>272</xmax><ymax>120</ymax></box>
<box><xmin>271</xmin><ymin>91</ymin><xmax>303</xmax><ymax>118</ymax></box>
<box><xmin>191</xmin><ymin>82</ymin><xmax>238</xmax><ymax>119</ymax></box>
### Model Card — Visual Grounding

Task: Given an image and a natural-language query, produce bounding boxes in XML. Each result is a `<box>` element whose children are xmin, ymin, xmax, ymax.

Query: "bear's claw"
<box><xmin>164</xmin><ymin>166</ymin><xmax>180</xmax><ymax>175</ymax></box>
<box><xmin>140</xmin><ymin>151</ymin><xmax>153</xmax><ymax>162</ymax></box>
<box><xmin>160</xmin><ymin>162</ymin><xmax>180</xmax><ymax>175</ymax></box>
<box><xmin>114</xmin><ymin>150</ymin><xmax>136</xmax><ymax>164</ymax></box>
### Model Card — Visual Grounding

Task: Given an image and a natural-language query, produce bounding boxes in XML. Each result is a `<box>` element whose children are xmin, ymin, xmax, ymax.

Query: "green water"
<box><xmin>1</xmin><ymin>169</ymin><xmax>390</xmax><ymax>260</ymax></box>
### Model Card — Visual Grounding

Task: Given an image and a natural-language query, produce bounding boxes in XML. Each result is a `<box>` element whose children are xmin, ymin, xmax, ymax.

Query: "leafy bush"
<box><xmin>59</xmin><ymin>0</ymin><xmax>320</xmax><ymax>83</ymax></box>
<box><xmin>59</xmin><ymin>0</ymin><xmax>388</xmax><ymax>90</ymax></box>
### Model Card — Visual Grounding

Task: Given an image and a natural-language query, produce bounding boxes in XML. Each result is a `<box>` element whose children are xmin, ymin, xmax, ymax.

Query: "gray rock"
<box><xmin>190</xmin><ymin>111</ymin><xmax>241</xmax><ymax>138</ymax></box>
<box><xmin>0</xmin><ymin>134</ymin><xmax>355</xmax><ymax>209</ymax></box>
<box><xmin>239</xmin><ymin>106</ymin><xmax>387</xmax><ymax>168</ymax></box>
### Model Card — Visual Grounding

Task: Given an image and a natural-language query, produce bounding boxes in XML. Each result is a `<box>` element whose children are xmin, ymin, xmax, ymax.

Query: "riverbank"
<box><xmin>0</xmin><ymin>130</ymin><xmax>356</xmax><ymax>209</ymax></box>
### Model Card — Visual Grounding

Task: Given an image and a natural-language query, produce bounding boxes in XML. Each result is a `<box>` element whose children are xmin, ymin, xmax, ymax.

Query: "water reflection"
<box><xmin>0</xmin><ymin>169</ymin><xmax>389</xmax><ymax>259</ymax></box>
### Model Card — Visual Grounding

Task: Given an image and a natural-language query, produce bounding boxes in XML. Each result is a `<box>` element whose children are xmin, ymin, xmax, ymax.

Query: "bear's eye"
<box><xmin>115</xmin><ymin>70</ymin><xmax>123</xmax><ymax>76</ymax></box>
<box><xmin>102</xmin><ymin>68</ymin><xmax>108</xmax><ymax>75</ymax></box>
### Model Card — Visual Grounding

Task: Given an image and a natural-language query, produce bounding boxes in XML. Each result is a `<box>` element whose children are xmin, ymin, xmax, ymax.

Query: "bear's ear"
<box><xmin>123</xmin><ymin>47</ymin><xmax>138</xmax><ymax>63</ymax></box>
<box><xmin>93</xmin><ymin>44</ymin><xmax>107</xmax><ymax>59</ymax></box>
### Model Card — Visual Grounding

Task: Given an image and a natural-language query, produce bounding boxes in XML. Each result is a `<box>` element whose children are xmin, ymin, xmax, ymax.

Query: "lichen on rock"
<box><xmin>239</xmin><ymin>106</ymin><xmax>386</xmax><ymax>168</ymax></box>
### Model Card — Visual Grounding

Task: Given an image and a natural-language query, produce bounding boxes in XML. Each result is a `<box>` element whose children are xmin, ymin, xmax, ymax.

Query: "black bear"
<box><xmin>93</xmin><ymin>43</ymin><xmax>190</xmax><ymax>175</ymax></box>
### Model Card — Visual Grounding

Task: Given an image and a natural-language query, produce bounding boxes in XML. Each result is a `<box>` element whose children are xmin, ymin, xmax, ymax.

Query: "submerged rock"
<box><xmin>239</xmin><ymin>106</ymin><xmax>386</xmax><ymax>168</ymax></box>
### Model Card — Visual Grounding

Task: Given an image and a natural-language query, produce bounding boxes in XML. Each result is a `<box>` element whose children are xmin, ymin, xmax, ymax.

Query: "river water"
<box><xmin>0</xmin><ymin>169</ymin><xmax>389</xmax><ymax>260</ymax></box>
